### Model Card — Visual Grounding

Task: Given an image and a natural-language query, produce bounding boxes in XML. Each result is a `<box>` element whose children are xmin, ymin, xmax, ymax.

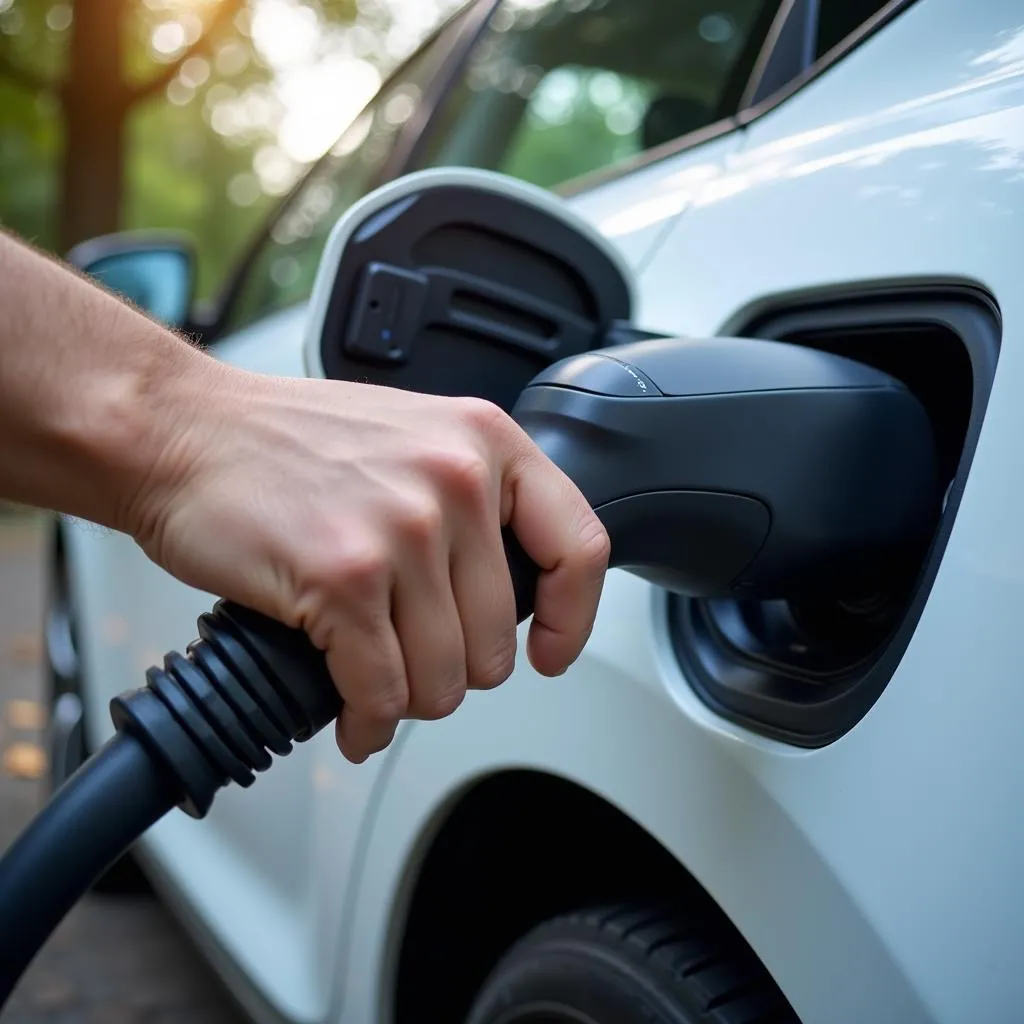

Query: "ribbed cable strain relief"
<box><xmin>109</xmin><ymin>601</ymin><xmax>341</xmax><ymax>820</ymax></box>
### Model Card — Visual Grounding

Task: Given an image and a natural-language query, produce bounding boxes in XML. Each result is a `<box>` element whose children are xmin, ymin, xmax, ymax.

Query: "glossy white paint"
<box><xmin>61</xmin><ymin>0</ymin><xmax>1024</xmax><ymax>1020</ymax></box>
<box><xmin>633</xmin><ymin>3</ymin><xmax>1024</xmax><ymax>1020</ymax></box>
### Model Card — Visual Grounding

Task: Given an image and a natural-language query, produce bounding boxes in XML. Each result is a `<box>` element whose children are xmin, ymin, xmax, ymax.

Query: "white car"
<box><xmin>48</xmin><ymin>0</ymin><xmax>1024</xmax><ymax>1021</ymax></box>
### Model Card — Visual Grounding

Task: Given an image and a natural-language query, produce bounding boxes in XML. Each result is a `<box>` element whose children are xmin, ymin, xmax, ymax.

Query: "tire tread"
<box><xmin>481</xmin><ymin>902</ymin><xmax>798</xmax><ymax>1024</ymax></box>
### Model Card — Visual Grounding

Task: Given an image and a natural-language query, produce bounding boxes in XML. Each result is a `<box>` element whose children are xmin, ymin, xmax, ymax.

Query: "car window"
<box><xmin>410</xmin><ymin>0</ymin><xmax>779</xmax><ymax>191</ymax></box>
<box><xmin>220</xmin><ymin>26</ymin><xmax>457</xmax><ymax>334</ymax></box>
<box><xmin>814</xmin><ymin>0</ymin><xmax>892</xmax><ymax>60</ymax></box>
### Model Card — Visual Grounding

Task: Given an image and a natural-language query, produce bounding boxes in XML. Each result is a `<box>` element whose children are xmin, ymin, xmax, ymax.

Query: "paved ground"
<box><xmin>0</xmin><ymin>512</ymin><xmax>245</xmax><ymax>1023</ymax></box>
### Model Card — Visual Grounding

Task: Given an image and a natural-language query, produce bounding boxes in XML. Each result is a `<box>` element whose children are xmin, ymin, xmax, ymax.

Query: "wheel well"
<box><xmin>393</xmin><ymin>770</ymin><xmax>781</xmax><ymax>1023</ymax></box>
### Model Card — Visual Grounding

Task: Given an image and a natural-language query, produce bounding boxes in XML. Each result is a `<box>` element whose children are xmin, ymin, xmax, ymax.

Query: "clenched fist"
<box><xmin>127</xmin><ymin>367</ymin><xmax>610</xmax><ymax>763</ymax></box>
<box><xmin>0</xmin><ymin>229</ymin><xmax>609</xmax><ymax>764</ymax></box>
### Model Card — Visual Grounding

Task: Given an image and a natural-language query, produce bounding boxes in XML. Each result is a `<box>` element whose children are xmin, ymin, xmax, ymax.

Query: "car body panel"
<box><xmin>307</xmin><ymin>1</ymin><xmax>1024</xmax><ymax>1022</ymax></box>
<box><xmin>64</xmin><ymin>128</ymin><xmax>745</xmax><ymax>1023</ymax></box>
<box><xmin>637</xmin><ymin>1</ymin><xmax>1024</xmax><ymax>1019</ymax></box>
<box><xmin>333</xmin><ymin>578</ymin><xmax>929</xmax><ymax>1024</ymax></box>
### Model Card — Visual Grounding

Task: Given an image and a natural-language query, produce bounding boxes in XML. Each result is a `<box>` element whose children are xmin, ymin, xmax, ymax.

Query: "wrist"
<box><xmin>50</xmin><ymin>308</ymin><xmax>225</xmax><ymax>538</ymax></box>
<box><xmin>0</xmin><ymin>232</ymin><xmax>232</xmax><ymax>534</ymax></box>
<box><xmin>108</xmin><ymin>327</ymin><xmax>231</xmax><ymax>543</ymax></box>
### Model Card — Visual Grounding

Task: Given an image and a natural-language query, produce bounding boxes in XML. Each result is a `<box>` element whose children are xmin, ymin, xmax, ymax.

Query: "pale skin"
<box><xmin>0</xmin><ymin>230</ymin><xmax>610</xmax><ymax>764</ymax></box>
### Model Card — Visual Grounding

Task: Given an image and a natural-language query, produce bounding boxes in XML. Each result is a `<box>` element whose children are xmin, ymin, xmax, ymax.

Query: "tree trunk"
<box><xmin>58</xmin><ymin>0</ymin><xmax>129</xmax><ymax>253</ymax></box>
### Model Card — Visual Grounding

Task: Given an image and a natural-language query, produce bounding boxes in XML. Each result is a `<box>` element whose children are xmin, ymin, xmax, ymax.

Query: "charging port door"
<box><xmin>303</xmin><ymin>168</ymin><xmax>636</xmax><ymax>412</ymax></box>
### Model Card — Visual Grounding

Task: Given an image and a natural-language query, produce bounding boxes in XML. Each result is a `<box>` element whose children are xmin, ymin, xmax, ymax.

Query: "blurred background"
<box><xmin>0</xmin><ymin>0</ymin><xmax>468</xmax><ymax>292</ymax></box>
<box><xmin>0</xmin><ymin>0</ymin><xmax>668</xmax><ymax>291</ymax></box>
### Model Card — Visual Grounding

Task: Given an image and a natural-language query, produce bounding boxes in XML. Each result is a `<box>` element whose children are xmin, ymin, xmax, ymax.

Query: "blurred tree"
<box><xmin>0</xmin><ymin>0</ymin><xmax>260</xmax><ymax>250</ymax></box>
<box><xmin>0</xmin><ymin>0</ymin><xmax>437</xmax><ymax>297</ymax></box>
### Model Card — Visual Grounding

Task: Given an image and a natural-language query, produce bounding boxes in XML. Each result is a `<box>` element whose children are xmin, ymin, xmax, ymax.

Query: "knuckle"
<box><xmin>428</xmin><ymin>447</ymin><xmax>492</xmax><ymax>504</ymax></box>
<box><xmin>357</xmin><ymin>687</ymin><xmax>409</xmax><ymax>725</ymax></box>
<box><xmin>398</xmin><ymin>496</ymin><xmax>444</xmax><ymax>543</ymax></box>
<box><xmin>456</xmin><ymin>396</ymin><xmax>509</xmax><ymax>438</ymax></box>
<box><xmin>471</xmin><ymin>635</ymin><xmax>517</xmax><ymax>691</ymax></box>
<box><xmin>576</xmin><ymin>517</ymin><xmax>612</xmax><ymax>570</ymax></box>
<box><xmin>414</xmin><ymin>680</ymin><xmax>466</xmax><ymax>721</ymax></box>
<box><xmin>318</xmin><ymin>538</ymin><xmax>389</xmax><ymax>595</ymax></box>
<box><xmin>408</xmin><ymin>643</ymin><xmax>468</xmax><ymax>720</ymax></box>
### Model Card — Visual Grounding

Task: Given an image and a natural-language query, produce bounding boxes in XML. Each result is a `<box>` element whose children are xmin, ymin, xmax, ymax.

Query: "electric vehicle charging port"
<box><xmin>669</xmin><ymin>288</ymin><xmax>1001</xmax><ymax>748</ymax></box>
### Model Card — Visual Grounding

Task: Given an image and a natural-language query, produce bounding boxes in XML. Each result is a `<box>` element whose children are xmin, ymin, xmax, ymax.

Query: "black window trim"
<box><xmin>737</xmin><ymin>0</ymin><xmax>918</xmax><ymax>127</ymax></box>
<box><xmin>556</xmin><ymin>0</ymin><xmax>918</xmax><ymax>199</ymax></box>
<box><xmin>383</xmin><ymin>0</ymin><xmax>501</xmax><ymax>181</ymax></box>
<box><xmin>199</xmin><ymin>0</ymin><xmax>492</xmax><ymax>346</ymax></box>
<box><xmin>553</xmin><ymin>0</ymin><xmax>792</xmax><ymax>199</ymax></box>
<box><xmin>740</xmin><ymin>0</ymin><xmax>813</xmax><ymax>110</ymax></box>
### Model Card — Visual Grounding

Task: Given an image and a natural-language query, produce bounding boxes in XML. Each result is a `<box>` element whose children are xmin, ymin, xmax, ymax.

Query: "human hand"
<box><xmin>125</xmin><ymin>359</ymin><xmax>610</xmax><ymax>764</ymax></box>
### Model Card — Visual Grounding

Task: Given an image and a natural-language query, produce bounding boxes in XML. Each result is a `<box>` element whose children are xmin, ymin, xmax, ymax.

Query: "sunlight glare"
<box><xmin>251</xmin><ymin>0</ymin><xmax>319</xmax><ymax>68</ymax></box>
<box><xmin>46</xmin><ymin>4</ymin><xmax>73</xmax><ymax>31</ymax></box>
<box><xmin>253</xmin><ymin>144</ymin><xmax>297</xmax><ymax>194</ymax></box>
<box><xmin>276</xmin><ymin>55</ymin><xmax>381</xmax><ymax>163</ymax></box>
<box><xmin>180</xmin><ymin>55</ymin><xmax>211</xmax><ymax>87</ymax></box>
<box><xmin>179</xmin><ymin>10</ymin><xmax>204</xmax><ymax>44</ymax></box>
<box><xmin>152</xmin><ymin>20</ymin><xmax>188</xmax><ymax>56</ymax></box>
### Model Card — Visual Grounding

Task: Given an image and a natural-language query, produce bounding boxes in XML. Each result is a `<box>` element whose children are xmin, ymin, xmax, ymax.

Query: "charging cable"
<box><xmin>0</xmin><ymin>537</ymin><xmax>538</xmax><ymax>1009</ymax></box>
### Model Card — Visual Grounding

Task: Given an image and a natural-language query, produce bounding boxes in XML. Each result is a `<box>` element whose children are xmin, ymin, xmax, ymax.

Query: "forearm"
<box><xmin>0</xmin><ymin>230</ymin><xmax>216</xmax><ymax>533</ymax></box>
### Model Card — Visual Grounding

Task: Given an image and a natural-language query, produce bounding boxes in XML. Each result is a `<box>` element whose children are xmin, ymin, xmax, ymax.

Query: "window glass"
<box><xmin>413</xmin><ymin>0</ymin><xmax>777</xmax><ymax>190</ymax></box>
<box><xmin>815</xmin><ymin>0</ymin><xmax>891</xmax><ymax>60</ymax></box>
<box><xmin>221</xmin><ymin>38</ymin><xmax>447</xmax><ymax>333</ymax></box>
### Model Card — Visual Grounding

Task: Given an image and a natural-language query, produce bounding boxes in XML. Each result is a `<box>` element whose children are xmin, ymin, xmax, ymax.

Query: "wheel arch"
<box><xmin>333</xmin><ymin>640</ymin><xmax>932</xmax><ymax>1024</ymax></box>
<box><xmin>389</xmin><ymin>767</ymin><xmax>787</xmax><ymax>1024</ymax></box>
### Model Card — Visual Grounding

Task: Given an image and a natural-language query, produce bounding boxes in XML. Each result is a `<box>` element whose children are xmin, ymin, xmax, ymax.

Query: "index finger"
<box><xmin>502</xmin><ymin>445</ymin><xmax>610</xmax><ymax>677</ymax></box>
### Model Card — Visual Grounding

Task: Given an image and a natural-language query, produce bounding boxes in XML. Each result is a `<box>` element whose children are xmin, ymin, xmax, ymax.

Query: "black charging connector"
<box><xmin>115</xmin><ymin>532</ymin><xmax>537</xmax><ymax>822</ymax></box>
<box><xmin>112</xmin><ymin>601</ymin><xmax>341</xmax><ymax>820</ymax></box>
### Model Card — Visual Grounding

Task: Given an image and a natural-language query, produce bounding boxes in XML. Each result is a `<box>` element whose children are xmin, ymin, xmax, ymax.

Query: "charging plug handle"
<box><xmin>510</xmin><ymin>335</ymin><xmax>940</xmax><ymax>598</ymax></box>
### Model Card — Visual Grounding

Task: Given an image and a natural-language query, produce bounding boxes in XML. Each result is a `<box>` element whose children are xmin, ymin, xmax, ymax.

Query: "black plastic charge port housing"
<box><xmin>345</xmin><ymin>263</ymin><xmax>429</xmax><ymax>364</ymax></box>
<box><xmin>667</xmin><ymin>286</ymin><xmax>1001</xmax><ymax>749</ymax></box>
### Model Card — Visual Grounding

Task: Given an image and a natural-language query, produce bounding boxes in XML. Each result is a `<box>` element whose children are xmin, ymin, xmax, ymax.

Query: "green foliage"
<box><xmin>0</xmin><ymin>0</ymin><xmax>438</xmax><ymax>301</ymax></box>
<box><xmin>0</xmin><ymin>0</ymin><xmax>714</xmax><ymax>314</ymax></box>
<box><xmin>0</xmin><ymin>0</ymin><xmax>66</xmax><ymax>249</ymax></box>
<box><xmin>501</xmin><ymin>68</ymin><xmax>652</xmax><ymax>190</ymax></box>
<box><xmin>124</xmin><ymin>93</ymin><xmax>276</xmax><ymax>299</ymax></box>
<box><xmin>0</xmin><ymin>82</ymin><xmax>61</xmax><ymax>248</ymax></box>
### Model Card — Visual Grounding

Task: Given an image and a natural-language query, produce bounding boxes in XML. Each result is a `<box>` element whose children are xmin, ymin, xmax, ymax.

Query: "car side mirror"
<box><xmin>66</xmin><ymin>233</ymin><xmax>196</xmax><ymax>329</ymax></box>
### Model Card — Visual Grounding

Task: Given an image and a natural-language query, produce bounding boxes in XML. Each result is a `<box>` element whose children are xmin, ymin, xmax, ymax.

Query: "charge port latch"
<box><xmin>344</xmin><ymin>262</ymin><xmax>429</xmax><ymax>364</ymax></box>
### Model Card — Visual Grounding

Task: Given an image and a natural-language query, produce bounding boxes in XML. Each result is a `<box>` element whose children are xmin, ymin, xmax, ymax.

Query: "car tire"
<box><xmin>44</xmin><ymin>525</ymin><xmax>150</xmax><ymax>896</ymax></box>
<box><xmin>465</xmin><ymin>903</ymin><xmax>798</xmax><ymax>1024</ymax></box>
